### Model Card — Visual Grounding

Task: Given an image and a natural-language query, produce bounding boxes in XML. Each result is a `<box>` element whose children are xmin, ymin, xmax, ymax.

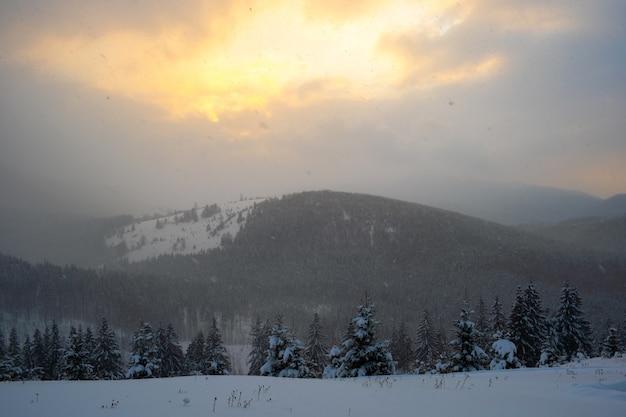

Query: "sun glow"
<box><xmin>15</xmin><ymin>1</ymin><xmax>497</xmax><ymax>122</ymax></box>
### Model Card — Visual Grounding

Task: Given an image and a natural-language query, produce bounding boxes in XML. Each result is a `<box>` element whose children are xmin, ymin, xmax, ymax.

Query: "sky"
<box><xmin>1</xmin><ymin>0</ymin><xmax>625</xmax><ymax>216</ymax></box>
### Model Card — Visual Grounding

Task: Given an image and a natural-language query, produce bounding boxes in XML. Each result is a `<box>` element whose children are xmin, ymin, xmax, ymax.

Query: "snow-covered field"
<box><xmin>3</xmin><ymin>358</ymin><xmax>625</xmax><ymax>417</ymax></box>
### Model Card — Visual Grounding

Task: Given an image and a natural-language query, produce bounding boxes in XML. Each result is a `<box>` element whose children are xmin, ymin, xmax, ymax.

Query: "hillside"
<box><xmin>1</xmin><ymin>191</ymin><xmax>624</xmax><ymax>345</ymax></box>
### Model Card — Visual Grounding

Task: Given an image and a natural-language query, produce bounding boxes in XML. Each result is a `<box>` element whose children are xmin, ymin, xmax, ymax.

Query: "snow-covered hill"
<box><xmin>2</xmin><ymin>357</ymin><xmax>625</xmax><ymax>417</ymax></box>
<box><xmin>105</xmin><ymin>198</ymin><xmax>266</xmax><ymax>263</ymax></box>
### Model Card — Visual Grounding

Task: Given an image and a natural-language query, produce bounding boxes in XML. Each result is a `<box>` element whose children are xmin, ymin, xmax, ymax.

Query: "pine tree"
<box><xmin>261</xmin><ymin>314</ymin><xmax>311</xmax><ymax>378</ymax></box>
<box><xmin>8</xmin><ymin>328</ymin><xmax>21</xmax><ymax>379</ymax></box>
<box><xmin>204</xmin><ymin>318</ymin><xmax>231</xmax><ymax>375</ymax></box>
<box><xmin>247</xmin><ymin>317</ymin><xmax>269</xmax><ymax>376</ymax></box>
<box><xmin>304</xmin><ymin>313</ymin><xmax>329</xmax><ymax>378</ymax></box>
<box><xmin>539</xmin><ymin>316</ymin><xmax>562</xmax><ymax>366</ymax></box>
<box><xmin>450</xmin><ymin>302</ymin><xmax>488</xmax><ymax>372</ymax></box>
<box><xmin>21</xmin><ymin>335</ymin><xmax>33</xmax><ymax>380</ymax></box>
<box><xmin>489</xmin><ymin>296</ymin><xmax>507</xmax><ymax>340</ymax></box>
<box><xmin>474</xmin><ymin>296</ymin><xmax>489</xmax><ymax>351</ymax></box>
<box><xmin>127</xmin><ymin>322</ymin><xmax>160</xmax><ymax>379</ymax></box>
<box><xmin>601</xmin><ymin>321</ymin><xmax>622</xmax><ymax>358</ymax></box>
<box><xmin>0</xmin><ymin>328</ymin><xmax>9</xmax><ymax>381</ymax></box>
<box><xmin>158</xmin><ymin>323</ymin><xmax>185</xmax><ymax>377</ymax></box>
<box><xmin>414</xmin><ymin>309</ymin><xmax>444</xmax><ymax>374</ymax></box>
<box><xmin>554</xmin><ymin>282</ymin><xmax>593</xmax><ymax>361</ymax></box>
<box><xmin>42</xmin><ymin>321</ymin><xmax>63</xmax><ymax>380</ymax></box>
<box><xmin>329</xmin><ymin>296</ymin><xmax>395</xmax><ymax>378</ymax></box>
<box><xmin>62</xmin><ymin>325</ymin><xmax>93</xmax><ymax>380</ymax></box>
<box><xmin>92</xmin><ymin>317</ymin><xmax>124</xmax><ymax>380</ymax></box>
<box><xmin>390</xmin><ymin>321</ymin><xmax>413</xmax><ymax>374</ymax></box>
<box><xmin>185</xmin><ymin>331</ymin><xmax>206</xmax><ymax>375</ymax></box>
<box><xmin>509</xmin><ymin>283</ymin><xmax>547</xmax><ymax>367</ymax></box>
<box><xmin>31</xmin><ymin>328</ymin><xmax>45</xmax><ymax>379</ymax></box>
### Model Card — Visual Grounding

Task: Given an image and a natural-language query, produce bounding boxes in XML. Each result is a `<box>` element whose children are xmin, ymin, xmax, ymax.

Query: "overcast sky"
<box><xmin>1</xmin><ymin>0</ymin><xmax>625</xmax><ymax>216</ymax></box>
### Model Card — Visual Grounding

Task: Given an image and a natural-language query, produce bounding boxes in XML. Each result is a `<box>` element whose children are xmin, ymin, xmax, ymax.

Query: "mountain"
<box><xmin>382</xmin><ymin>178</ymin><xmax>626</xmax><ymax>225</ymax></box>
<box><xmin>1</xmin><ymin>191</ymin><xmax>624</xmax><ymax>344</ymax></box>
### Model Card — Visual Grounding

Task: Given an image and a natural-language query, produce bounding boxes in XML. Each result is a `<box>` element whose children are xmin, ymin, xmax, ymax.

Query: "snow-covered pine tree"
<box><xmin>450</xmin><ymin>302</ymin><xmax>488</xmax><ymax>372</ymax></box>
<box><xmin>204</xmin><ymin>318</ymin><xmax>231</xmax><ymax>375</ymax></box>
<box><xmin>332</xmin><ymin>296</ymin><xmax>395</xmax><ymax>378</ymax></box>
<box><xmin>489</xmin><ymin>296</ymin><xmax>508</xmax><ymax>340</ymax></box>
<box><xmin>247</xmin><ymin>317</ymin><xmax>269</xmax><ymax>376</ymax></box>
<box><xmin>0</xmin><ymin>328</ymin><xmax>9</xmax><ymax>381</ymax></box>
<box><xmin>474</xmin><ymin>296</ymin><xmax>489</xmax><ymax>351</ymax></box>
<box><xmin>62</xmin><ymin>325</ymin><xmax>93</xmax><ymax>380</ymax></box>
<box><xmin>489</xmin><ymin>339</ymin><xmax>520</xmax><ymax>370</ymax></box>
<box><xmin>554</xmin><ymin>282</ymin><xmax>593</xmax><ymax>361</ymax></box>
<box><xmin>92</xmin><ymin>317</ymin><xmax>124</xmax><ymax>380</ymax></box>
<box><xmin>156</xmin><ymin>323</ymin><xmax>185</xmax><ymax>377</ymax></box>
<box><xmin>260</xmin><ymin>314</ymin><xmax>311</xmax><ymax>378</ymax></box>
<box><xmin>31</xmin><ymin>328</ymin><xmax>45</xmax><ymax>379</ymax></box>
<box><xmin>304</xmin><ymin>312</ymin><xmax>329</xmax><ymax>378</ymax></box>
<box><xmin>390</xmin><ymin>321</ymin><xmax>413</xmax><ymax>374</ymax></box>
<box><xmin>43</xmin><ymin>321</ymin><xmax>63</xmax><ymax>380</ymax></box>
<box><xmin>414</xmin><ymin>309</ymin><xmax>444</xmax><ymax>374</ymax></box>
<box><xmin>7</xmin><ymin>328</ymin><xmax>22</xmax><ymax>380</ymax></box>
<box><xmin>539</xmin><ymin>316</ymin><xmax>562</xmax><ymax>366</ymax></box>
<box><xmin>185</xmin><ymin>331</ymin><xmax>205</xmax><ymax>375</ymax></box>
<box><xmin>21</xmin><ymin>336</ymin><xmax>33</xmax><ymax>380</ymax></box>
<box><xmin>126</xmin><ymin>322</ymin><xmax>160</xmax><ymax>379</ymax></box>
<box><xmin>508</xmin><ymin>283</ymin><xmax>547</xmax><ymax>367</ymax></box>
<box><xmin>601</xmin><ymin>320</ymin><xmax>622</xmax><ymax>358</ymax></box>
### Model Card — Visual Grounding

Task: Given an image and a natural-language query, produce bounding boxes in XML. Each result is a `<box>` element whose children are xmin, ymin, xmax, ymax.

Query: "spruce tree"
<box><xmin>92</xmin><ymin>317</ymin><xmax>124</xmax><ymax>380</ymax></box>
<box><xmin>601</xmin><ymin>321</ymin><xmax>622</xmax><ymax>358</ymax></box>
<box><xmin>45</xmin><ymin>321</ymin><xmax>63</xmax><ymax>380</ymax></box>
<box><xmin>414</xmin><ymin>309</ymin><xmax>444</xmax><ymax>374</ymax></box>
<box><xmin>304</xmin><ymin>313</ymin><xmax>329</xmax><ymax>378</ymax></box>
<box><xmin>260</xmin><ymin>314</ymin><xmax>311</xmax><ymax>378</ymax></box>
<box><xmin>185</xmin><ymin>331</ymin><xmax>206</xmax><ymax>375</ymax></box>
<box><xmin>204</xmin><ymin>318</ymin><xmax>231</xmax><ymax>375</ymax></box>
<box><xmin>8</xmin><ymin>328</ymin><xmax>21</xmax><ymax>379</ymax></box>
<box><xmin>62</xmin><ymin>325</ymin><xmax>93</xmax><ymax>380</ymax></box>
<box><xmin>489</xmin><ymin>296</ymin><xmax>507</xmax><ymax>340</ymax></box>
<box><xmin>450</xmin><ymin>302</ymin><xmax>488</xmax><ymax>372</ymax></box>
<box><xmin>390</xmin><ymin>321</ymin><xmax>413</xmax><ymax>374</ymax></box>
<box><xmin>21</xmin><ymin>336</ymin><xmax>33</xmax><ymax>380</ymax></box>
<box><xmin>31</xmin><ymin>328</ymin><xmax>45</xmax><ymax>379</ymax></box>
<box><xmin>509</xmin><ymin>283</ymin><xmax>546</xmax><ymax>367</ymax></box>
<box><xmin>554</xmin><ymin>282</ymin><xmax>593</xmax><ymax>361</ymax></box>
<box><xmin>474</xmin><ymin>296</ymin><xmax>489</xmax><ymax>351</ymax></box>
<box><xmin>127</xmin><ymin>322</ymin><xmax>160</xmax><ymax>379</ymax></box>
<box><xmin>247</xmin><ymin>317</ymin><xmax>269</xmax><ymax>376</ymax></box>
<box><xmin>331</xmin><ymin>296</ymin><xmax>395</xmax><ymax>378</ymax></box>
<box><xmin>0</xmin><ymin>328</ymin><xmax>9</xmax><ymax>381</ymax></box>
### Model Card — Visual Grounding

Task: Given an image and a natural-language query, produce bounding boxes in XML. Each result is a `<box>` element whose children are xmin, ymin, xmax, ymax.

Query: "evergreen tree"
<box><xmin>414</xmin><ymin>309</ymin><xmax>444</xmax><ymax>374</ymax></box>
<box><xmin>389</xmin><ymin>321</ymin><xmax>413</xmax><ymax>374</ymax></box>
<box><xmin>489</xmin><ymin>339</ymin><xmax>521</xmax><ymax>370</ymax></box>
<box><xmin>156</xmin><ymin>323</ymin><xmax>185</xmax><ymax>377</ymax></box>
<box><xmin>539</xmin><ymin>316</ymin><xmax>562</xmax><ymax>366</ymax></box>
<box><xmin>127</xmin><ymin>322</ymin><xmax>160</xmax><ymax>379</ymax></box>
<box><xmin>509</xmin><ymin>283</ymin><xmax>547</xmax><ymax>367</ymax></box>
<box><xmin>474</xmin><ymin>296</ymin><xmax>489</xmax><ymax>351</ymax></box>
<box><xmin>31</xmin><ymin>328</ymin><xmax>45</xmax><ymax>379</ymax></box>
<box><xmin>247</xmin><ymin>317</ymin><xmax>269</xmax><ymax>376</ymax></box>
<box><xmin>21</xmin><ymin>336</ymin><xmax>33</xmax><ymax>380</ymax></box>
<box><xmin>8</xmin><ymin>328</ymin><xmax>21</xmax><ymax>376</ymax></box>
<box><xmin>449</xmin><ymin>302</ymin><xmax>488</xmax><ymax>372</ymax></box>
<box><xmin>328</xmin><ymin>296</ymin><xmax>395</xmax><ymax>378</ymax></box>
<box><xmin>601</xmin><ymin>321</ymin><xmax>622</xmax><ymax>358</ymax></box>
<box><xmin>204</xmin><ymin>318</ymin><xmax>231</xmax><ymax>375</ymax></box>
<box><xmin>62</xmin><ymin>325</ymin><xmax>93</xmax><ymax>380</ymax></box>
<box><xmin>489</xmin><ymin>296</ymin><xmax>508</xmax><ymax>340</ymax></box>
<box><xmin>92</xmin><ymin>317</ymin><xmax>124</xmax><ymax>380</ymax></box>
<box><xmin>43</xmin><ymin>321</ymin><xmax>63</xmax><ymax>380</ymax></box>
<box><xmin>0</xmin><ymin>328</ymin><xmax>9</xmax><ymax>380</ymax></box>
<box><xmin>554</xmin><ymin>282</ymin><xmax>593</xmax><ymax>361</ymax></box>
<box><xmin>185</xmin><ymin>331</ymin><xmax>206</xmax><ymax>375</ymax></box>
<box><xmin>261</xmin><ymin>314</ymin><xmax>311</xmax><ymax>378</ymax></box>
<box><xmin>304</xmin><ymin>313</ymin><xmax>329</xmax><ymax>377</ymax></box>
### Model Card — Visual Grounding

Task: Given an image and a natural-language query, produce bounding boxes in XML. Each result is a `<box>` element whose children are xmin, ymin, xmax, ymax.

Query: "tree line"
<box><xmin>1</xmin><ymin>281</ymin><xmax>624</xmax><ymax>381</ymax></box>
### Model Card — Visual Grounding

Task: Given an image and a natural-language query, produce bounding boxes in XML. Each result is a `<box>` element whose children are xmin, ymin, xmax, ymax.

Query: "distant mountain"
<box><xmin>2</xmin><ymin>191</ymin><xmax>624</xmax><ymax>345</ymax></box>
<box><xmin>379</xmin><ymin>179</ymin><xmax>626</xmax><ymax>224</ymax></box>
<box><xmin>121</xmin><ymin>191</ymin><xmax>624</xmax><ymax>341</ymax></box>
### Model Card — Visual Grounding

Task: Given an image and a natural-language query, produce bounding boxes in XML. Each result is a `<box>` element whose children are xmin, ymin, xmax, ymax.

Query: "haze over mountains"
<box><xmin>1</xmin><ymin>188</ymin><xmax>624</xmax><ymax>345</ymax></box>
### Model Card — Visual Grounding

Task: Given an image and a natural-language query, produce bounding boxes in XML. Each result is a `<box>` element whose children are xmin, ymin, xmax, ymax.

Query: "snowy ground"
<box><xmin>2</xmin><ymin>357</ymin><xmax>625</xmax><ymax>417</ymax></box>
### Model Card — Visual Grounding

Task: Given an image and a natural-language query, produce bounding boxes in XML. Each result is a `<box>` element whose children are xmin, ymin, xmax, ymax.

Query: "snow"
<box><xmin>105</xmin><ymin>198</ymin><xmax>266</xmax><ymax>263</ymax></box>
<box><xmin>2</xmin><ymin>357</ymin><xmax>625</xmax><ymax>417</ymax></box>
